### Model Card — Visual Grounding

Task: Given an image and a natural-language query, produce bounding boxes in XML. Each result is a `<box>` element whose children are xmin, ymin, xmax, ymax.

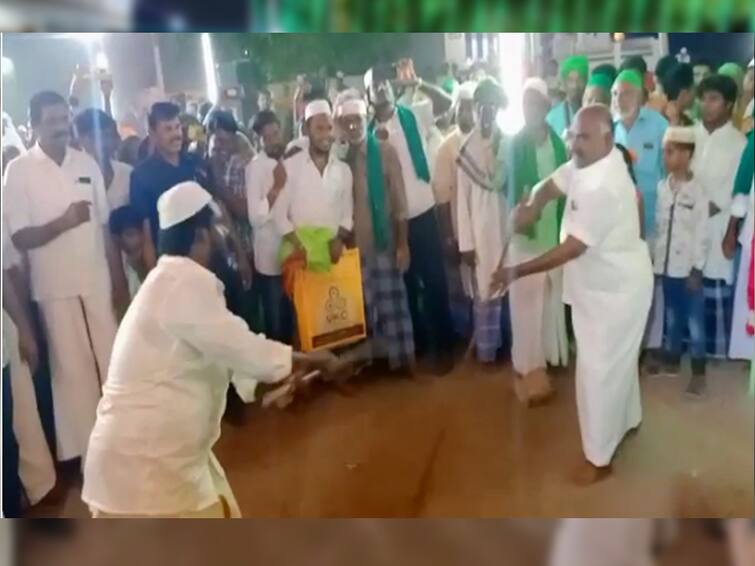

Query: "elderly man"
<box><xmin>582</xmin><ymin>65</ymin><xmax>617</xmax><ymax>107</ymax></box>
<box><xmin>455</xmin><ymin>78</ymin><xmax>509</xmax><ymax>364</ymax></box>
<box><xmin>612</xmin><ymin>69</ymin><xmax>669</xmax><ymax>242</ymax></box>
<box><xmin>492</xmin><ymin>105</ymin><xmax>653</xmax><ymax>484</ymax></box>
<box><xmin>334</xmin><ymin>90</ymin><xmax>415</xmax><ymax>372</ymax></box>
<box><xmin>3</xmin><ymin>91</ymin><xmax>126</xmax><ymax>468</ymax></box>
<box><xmin>433</xmin><ymin>81</ymin><xmax>477</xmax><ymax>338</ymax></box>
<box><xmin>547</xmin><ymin>55</ymin><xmax>589</xmax><ymax>139</ymax></box>
<box><xmin>506</xmin><ymin>77</ymin><xmax>570</xmax><ymax>403</ymax></box>
<box><xmin>692</xmin><ymin>75</ymin><xmax>747</xmax><ymax>358</ymax></box>
<box><xmin>365</xmin><ymin>63</ymin><xmax>456</xmax><ymax>373</ymax></box>
<box><xmin>83</xmin><ymin>182</ymin><xmax>337</xmax><ymax>518</ymax></box>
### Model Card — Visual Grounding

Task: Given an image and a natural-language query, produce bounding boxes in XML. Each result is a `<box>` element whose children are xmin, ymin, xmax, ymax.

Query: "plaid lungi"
<box><xmin>361</xmin><ymin>253</ymin><xmax>415</xmax><ymax>370</ymax></box>
<box><xmin>473</xmin><ymin>297</ymin><xmax>503</xmax><ymax>363</ymax></box>
<box><xmin>703</xmin><ymin>278</ymin><xmax>733</xmax><ymax>358</ymax></box>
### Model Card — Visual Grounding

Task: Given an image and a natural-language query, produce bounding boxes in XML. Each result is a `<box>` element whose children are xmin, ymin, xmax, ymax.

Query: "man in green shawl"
<box><xmin>333</xmin><ymin>89</ymin><xmax>415</xmax><ymax>372</ymax></box>
<box><xmin>506</xmin><ymin>77</ymin><xmax>569</xmax><ymax>405</ymax></box>
<box><xmin>365</xmin><ymin>62</ymin><xmax>456</xmax><ymax>374</ymax></box>
<box><xmin>546</xmin><ymin>55</ymin><xmax>589</xmax><ymax>139</ymax></box>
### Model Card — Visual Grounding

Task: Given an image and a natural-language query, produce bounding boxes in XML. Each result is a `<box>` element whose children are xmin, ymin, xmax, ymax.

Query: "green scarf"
<box><xmin>365</xmin><ymin>132</ymin><xmax>391</xmax><ymax>252</ymax></box>
<box><xmin>733</xmin><ymin>129</ymin><xmax>754</xmax><ymax>197</ymax></box>
<box><xmin>369</xmin><ymin>104</ymin><xmax>430</xmax><ymax>183</ymax></box>
<box><xmin>508</xmin><ymin>126</ymin><xmax>568</xmax><ymax>240</ymax></box>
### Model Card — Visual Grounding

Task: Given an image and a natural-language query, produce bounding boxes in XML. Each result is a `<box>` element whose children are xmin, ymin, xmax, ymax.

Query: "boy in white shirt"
<box><xmin>648</xmin><ymin>127</ymin><xmax>710</xmax><ymax>396</ymax></box>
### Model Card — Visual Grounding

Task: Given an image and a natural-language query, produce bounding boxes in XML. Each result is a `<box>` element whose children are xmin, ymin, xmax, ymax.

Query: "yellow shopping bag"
<box><xmin>293</xmin><ymin>248</ymin><xmax>367</xmax><ymax>352</ymax></box>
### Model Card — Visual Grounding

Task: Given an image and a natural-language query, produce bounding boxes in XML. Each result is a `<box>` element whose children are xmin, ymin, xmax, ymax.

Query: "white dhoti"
<box><xmin>509</xmin><ymin>241</ymin><xmax>569</xmax><ymax>375</ymax></box>
<box><xmin>549</xmin><ymin>519</ymin><xmax>655</xmax><ymax>566</ymax></box>
<box><xmin>571</xmin><ymin>281</ymin><xmax>652</xmax><ymax>467</ymax></box>
<box><xmin>4</xmin><ymin>313</ymin><xmax>56</xmax><ymax>505</ymax></box>
<box><xmin>729</xmin><ymin>223</ymin><xmax>754</xmax><ymax>360</ymax></box>
<box><xmin>39</xmin><ymin>293</ymin><xmax>117</xmax><ymax>462</ymax></box>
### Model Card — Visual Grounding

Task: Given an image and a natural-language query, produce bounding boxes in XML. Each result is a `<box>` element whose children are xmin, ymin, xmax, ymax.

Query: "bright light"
<box><xmin>201</xmin><ymin>33</ymin><xmax>218</xmax><ymax>105</ymax></box>
<box><xmin>1</xmin><ymin>56</ymin><xmax>14</xmax><ymax>76</ymax></box>
<box><xmin>95</xmin><ymin>51</ymin><xmax>109</xmax><ymax>71</ymax></box>
<box><xmin>71</xmin><ymin>33</ymin><xmax>103</xmax><ymax>45</ymax></box>
<box><xmin>496</xmin><ymin>33</ymin><xmax>527</xmax><ymax>135</ymax></box>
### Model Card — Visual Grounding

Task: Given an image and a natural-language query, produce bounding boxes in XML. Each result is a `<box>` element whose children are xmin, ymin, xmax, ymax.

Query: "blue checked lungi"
<box><xmin>361</xmin><ymin>253</ymin><xmax>415</xmax><ymax>370</ymax></box>
<box><xmin>473</xmin><ymin>297</ymin><xmax>503</xmax><ymax>363</ymax></box>
<box><xmin>703</xmin><ymin>278</ymin><xmax>733</xmax><ymax>358</ymax></box>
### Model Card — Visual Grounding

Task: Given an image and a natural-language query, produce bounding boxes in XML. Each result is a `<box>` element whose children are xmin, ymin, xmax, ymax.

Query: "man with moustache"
<box><xmin>3</xmin><ymin>91</ymin><xmax>123</xmax><ymax>468</ymax></box>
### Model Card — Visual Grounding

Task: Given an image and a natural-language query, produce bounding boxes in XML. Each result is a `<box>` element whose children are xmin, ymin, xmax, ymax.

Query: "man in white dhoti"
<box><xmin>456</xmin><ymin>78</ymin><xmax>509</xmax><ymax>364</ymax></box>
<box><xmin>3</xmin><ymin>91</ymin><xmax>128</xmax><ymax>467</ymax></box>
<box><xmin>491</xmin><ymin>105</ymin><xmax>653</xmax><ymax>484</ymax></box>
<box><xmin>82</xmin><ymin>182</ymin><xmax>337</xmax><ymax>518</ymax></box>
<box><xmin>506</xmin><ymin>78</ymin><xmax>570</xmax><ymax>403</ymax></box>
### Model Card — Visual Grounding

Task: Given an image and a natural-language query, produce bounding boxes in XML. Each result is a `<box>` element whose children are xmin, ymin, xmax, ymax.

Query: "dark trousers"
<box><xmin>404</xmin><ymin>207</ymin><xmax>454</xmax><ymax>357</ymax></box>
<box><xmin>255</xmin><ymin>273</ymin><xmax>293</xmax><ymax>344</ymax></box>
<box><xmin>3</xmin><ymin>366</ymin><xmax>21</xmax><ymax>517</ymax></box>
<box><xmin>662</xmin><ymin>276</ymin><xmax>706</xmax><ymax>363</ymax></box>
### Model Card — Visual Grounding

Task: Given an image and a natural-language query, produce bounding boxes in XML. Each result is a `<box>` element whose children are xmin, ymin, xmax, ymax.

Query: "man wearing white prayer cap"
<box><xmin>82</xmin><ymin>181</ymin><xmax>337</xmax><ymax>517</ymax></box>
<box><xmin>504</xmin><ymin>75</ymin><xmax>570</xmax><ymax>405</ymax></box>
<box><xmin>433</xmin><ymin>81</ymin><xmax>477</xmax><ymax>339</ymax></box>
<box><xmin>332</xmin><ymin>89</ymin><xmax>415</xmax><ymax>372</ymax></box>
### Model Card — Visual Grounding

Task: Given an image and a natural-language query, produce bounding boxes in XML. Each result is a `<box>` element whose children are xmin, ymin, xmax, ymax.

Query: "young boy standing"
<box><xmin>650</xmin><ymin>127</ymin><xmax>710</xmax><ymax>396</ymax></box>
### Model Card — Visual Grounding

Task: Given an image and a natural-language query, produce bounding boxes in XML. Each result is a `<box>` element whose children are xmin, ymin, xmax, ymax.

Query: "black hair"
<box><xmin>198</xmin><ymin>101</ymin><xmax>213</xmax><ymax>122</ymax></box>
<box><xmin>661</xmin><ymin>63</ymin><xmax>694</xmax><ymax>101</ymax></box>
<box><xmin>109</xmin><ymin>205</ymin><xmax>144</xmax><ymax>236</ymax></box>
<box><xmin>591</xmin><ymin>63</ymin><xmax>618</xmax><ymax>84</ymax></box>
<box><xmin>206</xmin><ymin>110</ymin><xmax>238</xmax><ymax>134</ymax></box>
<box><xmin>74</xmin><ymin>108</ymin><xmax>117</xmax><ymax>138</ymax></box>
<box><xmin>655</xmin><ymin>55</ymin><xmax>678</xmax><ymax>80</ymax></box>
<box><xmin>252</xmin><ymin>110</ymin><xmax>280</xmax><ymax>136</ymax></box>
<box><xmin>698</xmin><ymin>74</ymin><xmax>738</xmax><ymax>104</ymax></box>
<box><xmin>158</xmin><ymin>204</ymin><xmax>214</xmax><ymax>257</ymax></box>
<box><xmin>615</xmin><ymin>143</ymin><xmax>638</xmax><ymax>185</ymax></box>
<box><xmin>303</xmin><ymin>86</ymin><xmax>329</xmax><ymax>104</ymax></box>
<box><xmin>28</xmin><ymin>91</ymin><xmax>67</xmax><ymax>126</ymax></box>
<box><xmin>620</xmin><ymin>55</ymin><xmax>648</xmax><ymax>76</ymax></box>
<box><xmin>148</xmin><ymin>101</ymin><xmax>181</xmax><ymax>130</ymax></box>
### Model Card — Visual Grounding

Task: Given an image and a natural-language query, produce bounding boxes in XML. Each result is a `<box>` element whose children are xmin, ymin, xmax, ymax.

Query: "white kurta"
<box><xmin>549</xmin><ymin>519</ymin><xmax>655</xmax><ymax>566</ymax></box>
<box><xmin>729</xmin><ymin>183</ymin><xmax>755</xmax><ymax>360</ymax></box>
<box><xmin>3</xmin><ymin>144</ymin><xmax>117</xmax><ymax>461</ymax></box>
<box><xmin>456</xmin><ymin>130</ymin><xmax>508</xmax><ymax>300</ymax></box>
<box><xmin>83</xmin><ymin>256</ymin><xmax>292</xmax><ymax>517</ymax></box>
<box><xmin>555</xmin><ymin>148</ymin><xmax>654</xmax><ymax>466</ymax></box>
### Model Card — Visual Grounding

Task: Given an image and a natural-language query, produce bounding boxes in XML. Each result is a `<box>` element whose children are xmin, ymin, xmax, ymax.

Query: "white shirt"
<box><xmin>692</xmin><ymin>121</ymin><xmax>746</xmax><ymax>282</ymax></box>
<box><xmin>274</xmin><ymin>148</ymin><xmax>354</xmax><ymax>236</ymax></box>
<box><xmin>653</xmin><ymin>175</ymin><xmax>710</xmax><ymax>277</ymax></box>
<box><xmin>106</xmin><ymin>160</ymin><xmax>133</xmax><ymax>211</ymax></box>
<box><xmin>82</xmin><ymin>255</ymin><xmax>292</xmax><ymax>515</ymax></box>
<box><xmin>245</xmin><ymin>152</ymin><xmax>284</xmax><ymax>276</ymax></box>
<box><xmin>1</xmin><ymin>223</ymin><xmax>22</xmax><ymax>369</ymax></box>
<box><xmin>3</xmin><ymin>144</ymin><xmax>111</xmax><ymax>302</ymax></box>
<box><xmin>554</xmin><ymin>148</ymin><xmax>652</xmax><ymax>304</ymax></box>
<box><xmin>377</xmin><ymin>102</ymin><xmax>436</xmax><ymax>219</ymax></box>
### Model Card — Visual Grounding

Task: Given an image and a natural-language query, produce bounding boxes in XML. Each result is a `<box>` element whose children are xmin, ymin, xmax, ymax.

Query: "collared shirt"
<box><xmin>245</xmin><ymin>152</ymin><xmax>284</xmax><ymax>275</ymax></box>
<box><xmin>554</xmin><ymin>148</ymin><xmax>652</xmax><ymax>304</ymax></box>
<box><xmin>653</xmin><ymin>175</ymin><xmax>710</xmax><ymax>277</ymax></box>
<box><xmin>347</xmin><ymin>138</ymin><xmax>408</xmax><ymax>257</ymax></box>
<box><xmin>613</xmin><ymin>107</ymin><xmax>669</xmax><ymax>241</ymax></box>
<box><xmin>432</xmin><ymin>127</ymin><xmax>464</xmax><ymax>238</ymax></box>
<box><xmin>130</xmin><ymin>152</ymin><xmax>206</xmax><ymax>245</ymax></box>
<box><xmin>3</xmin><ymin>144</ymin><xmax>111</xmax><ymax>302</ymax></box>
<box><xmin>692</xmin><ymin>120</ymin><xmax>747</xmax><ymax>282</ymax></box>
<box><xmin>274</xmin><ymin>148</ymin><xmax>354</xmax><ymax>236</ymax></box>
<box><xmin>546</xmin><ymin>100</ymin><xmax>579</xmax><ymax>140</ymax></box>
<box><xmin>82</xmin><ymin>255</ymin><xmax>292</xmax><ymax>515</ymax></box>
<box><xmin>106</xmin><ymin>159</ymin><xmax>133</xmax><ymax>211</ymax></box>
<box><xmin>224</xmin><ymin>152</ymin><xmax>254</xmax><ymax>256</ymax></box>
<box><xmin>376</xmin><ymin>102</ymin><xmax>436</xmax><ymax>219</ymax></box>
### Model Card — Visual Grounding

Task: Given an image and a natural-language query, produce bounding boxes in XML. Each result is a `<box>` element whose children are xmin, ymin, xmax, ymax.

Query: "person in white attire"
<box><xmin>491</xmin><ymin>105</ymin><xmax>653</xmax><ymax>485</ymax></box>
<box><xmin>82</xmin><ymin>182</ymin><xmax>337</xmax><ymax>518</ymax></box>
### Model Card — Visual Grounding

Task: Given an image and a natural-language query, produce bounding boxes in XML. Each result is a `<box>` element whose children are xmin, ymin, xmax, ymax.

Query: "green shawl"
<box><xmin>369</xmin><ymin>104</ymin><xmax>430</xmax><ymax>184</ymax></box>
<box><xmin>508</xmin><ymin>126</ymin><xmax>568</xmax><ymax>240</ymax></box>
<box><xmin>365</xmin><ymin>132</ymin><xmax>391</xmax><ymax>252</ymax></box>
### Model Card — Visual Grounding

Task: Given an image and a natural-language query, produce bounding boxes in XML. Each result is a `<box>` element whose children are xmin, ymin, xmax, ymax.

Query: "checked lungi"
<box><xmin>361</xmin><ymin>253</ymin><xmax>415</xmax><ymax>370</ymax></box>
<box><xmin>703</xmin><ymin>278</ymin><xmax>733</xmax><ymax>358</ymax></box>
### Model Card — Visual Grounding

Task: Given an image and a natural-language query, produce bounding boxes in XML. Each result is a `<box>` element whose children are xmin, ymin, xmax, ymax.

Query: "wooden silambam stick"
<box><xmin>262</xmin><ymin>370</ymin><xmax>321</xmax><ymax>409</ymax></box>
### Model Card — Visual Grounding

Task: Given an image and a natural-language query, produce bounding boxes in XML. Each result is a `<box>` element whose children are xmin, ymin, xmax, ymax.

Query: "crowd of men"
<box><xmin>1</xmin><ymin>49</ymin><xmax>753</xmax><ymax>517</ymax></box>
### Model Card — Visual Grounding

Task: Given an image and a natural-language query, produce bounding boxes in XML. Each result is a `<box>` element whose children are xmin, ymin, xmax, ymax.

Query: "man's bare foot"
<box><xmin>570</xmin><ymin>460</ymin><xmax>612</xmax><ymax>486</ymax></box>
